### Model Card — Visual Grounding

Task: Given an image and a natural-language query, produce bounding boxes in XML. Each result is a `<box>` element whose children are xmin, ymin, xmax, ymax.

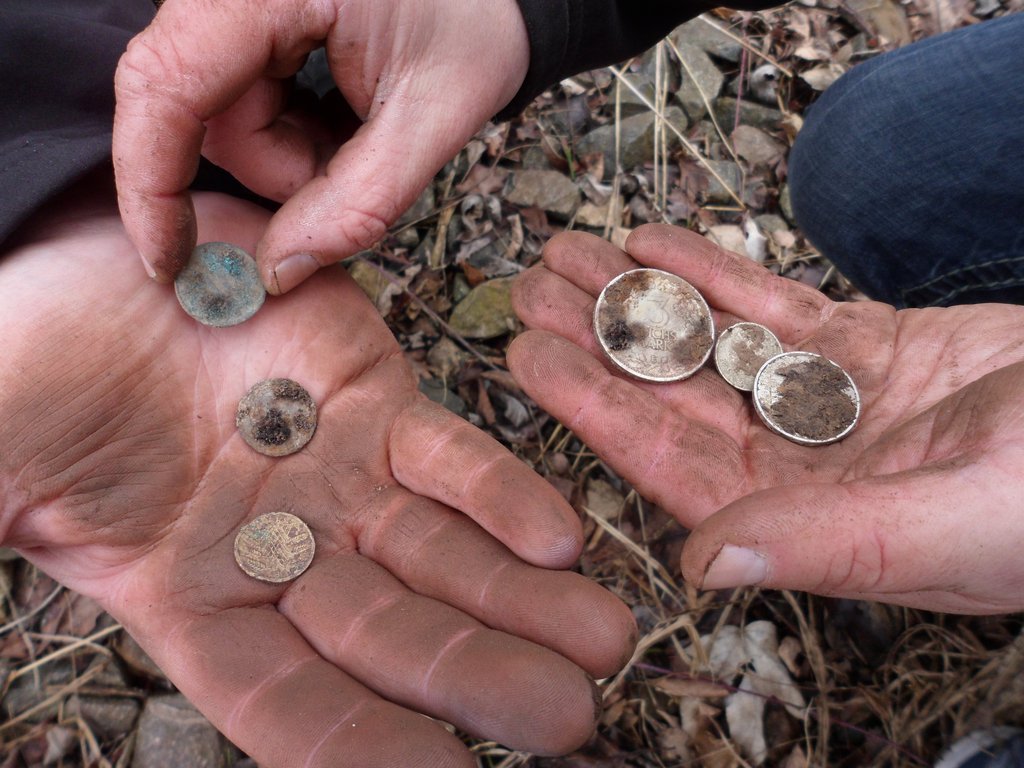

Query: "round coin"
<box><xmin>753</xmin><ymin>351</ymin><xmax>860</xmax><ymax>446</ymax></box>
<box><xmin>174</xmin><ymin>242</ymin><xmax>266</xmax><ymax>327</ymax></box>
<box><xmin>236</xmin><ymin>378</ymin><xmax>318</xmax><ymax>457</ymax></box>
<box><xmin>594</xmin><ymin>268</ymin><xmax>715</xmax><ymax>382</ymax></box>
<box><xmin>714</xmin><ymin>322</ymin><xmax>784</xmax><ymax>391</ymax></box>
<box><xmin>233</xmin><ymin>512</ymin><xmax>315</xmax><ymax>583</ymax></box>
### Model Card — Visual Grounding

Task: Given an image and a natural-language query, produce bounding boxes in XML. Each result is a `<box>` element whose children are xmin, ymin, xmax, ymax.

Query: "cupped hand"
<box><xmin>0</xmin><ymin>186</ymin><xmax>636</xmax><ymax>766</ymax></box>
<box><xmin>113</xmin><ymin>0</ymin><xmax>529</xmax><ymax>294</ymax></box>
<box><xmin>509</xmin><ymin>224</ymin><xmax>1024</xmax><ymax>614</ymax></box>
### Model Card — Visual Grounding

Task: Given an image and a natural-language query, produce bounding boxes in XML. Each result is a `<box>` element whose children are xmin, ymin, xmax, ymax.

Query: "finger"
<box><xmin>681</xmin><ymin>475</ymin><xmax>1024</xmax><ymax>614</ymax></box>
<box><xmin>357</xmin><ymin>494</ymin><xmax>637</xmax><ymax>680</ymax></box>
<box><xmin>280</xmin><ymin>551</ymin><xmax>605</xmax><ymax>755</ymax></box>
<box><xmin>541</xmin><ymin>231</ymin><xmax>638</xmax><ymax>295</ymax></box>
<box><xmin>256</xmin><ymin>97</ymin><xmax>486</xmax><ymax>293</ymax></box>
<box><xmin>132</xmin><ymin>607</ymin><xmax>473</xmax><ymax>768</ymax></box>
<box><xmin>389</xmin><ymin>398</ymin><xmax>584</xmax><ymax>569</ymax></box>
<box><xmin>507</xmin><ymin>331</ymin><xmax>749</xmax><ymax>527</ymax></box>
<box><xmin>625</xmin><ymin>224</ymin><xmax>835</xmax><ymax>343</ymax></box>
<box><xmin>113</xmin><ymin>0</ymin><xmax>333</xmax><ymax>279</ymax></box>
<box><xmin>201</xmin><ymin>78</ymin><xmax>320</xmax><ymax>202</ymax></box>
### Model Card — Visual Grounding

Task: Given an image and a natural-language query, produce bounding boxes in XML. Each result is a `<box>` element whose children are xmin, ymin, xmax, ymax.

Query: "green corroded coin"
<box><xmin>174</xmin><ymin>242</ymin><xmax>265</xmax><ymax>327</ymax></box>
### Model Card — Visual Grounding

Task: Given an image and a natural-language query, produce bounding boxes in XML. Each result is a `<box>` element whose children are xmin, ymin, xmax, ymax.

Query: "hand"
<box><xmin>113</xmin><ymin>0</ymin><xmax>529</xmax><ymax>294</ymax></box>
<box><xmin>0</xmin><ymin>183</ymin><xmax>636</xmax><ymax>766</ymax></box>
<box><xmin>509</xmin><ymin>224</ymin><xmax>1024</xmax><ymax>615</ymax></box>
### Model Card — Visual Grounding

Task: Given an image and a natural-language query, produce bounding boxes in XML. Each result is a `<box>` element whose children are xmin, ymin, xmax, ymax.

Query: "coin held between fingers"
<box><xmin>174</xmin><ymin>242</ymin><xmax>266</xmax><ymax>327</ymax></box>
<box><xmin>594</xmin><ymin>268</ymin><xmax>715</xmax><ymax>382</ymax></box>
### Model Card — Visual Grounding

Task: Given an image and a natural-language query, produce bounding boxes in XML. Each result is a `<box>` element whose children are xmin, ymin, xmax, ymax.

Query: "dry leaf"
<box><xmin>652</xmin><ymin>675</ymin><xmax>731</xmax><ymax>699</ymax></box>
<box><xmin>800</xmin><ymin>62</ymin><xmax>847</xmax><ymax>91</ymax></box>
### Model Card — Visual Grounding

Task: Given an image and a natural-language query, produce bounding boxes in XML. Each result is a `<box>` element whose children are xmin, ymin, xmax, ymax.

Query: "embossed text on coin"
<box><xmin>594</xmin><ymin>268</ymin><xmax>715</xmax><ymax>382</ymax></box>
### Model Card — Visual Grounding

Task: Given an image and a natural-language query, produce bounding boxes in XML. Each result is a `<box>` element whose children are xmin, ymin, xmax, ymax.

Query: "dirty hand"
<box><xmin>0</xmin><ymin>186</ymin><xmax>635</xmax><ymax>766</ymax></box>
<box><xmin>113</xmin><ymin>0</ymin><xmax>529</xmax><ymax>295</ymax></box>
<box><xmin>509</xmin><ymin>223</ymin><xmax>1024</xmax><ymax>614</ymax></box>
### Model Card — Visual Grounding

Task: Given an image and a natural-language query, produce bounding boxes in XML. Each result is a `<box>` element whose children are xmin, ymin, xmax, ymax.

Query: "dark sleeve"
<box><xmin>501</xmin><ymin>0</ymin><xmax>777</xmax><ymax>117</ymax></box>
<box><xmin>0</xmin><ymin>0</ymin><xmax>155</xmax><ymax>249</ymax></box>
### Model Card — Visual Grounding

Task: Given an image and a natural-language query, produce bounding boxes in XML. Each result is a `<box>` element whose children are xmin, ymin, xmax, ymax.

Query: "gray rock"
<box><xmin>72</xmin><ymin>659</ymin><xmax>141</xmax><ymax>741</ymax></box>
<box><xmin>754</xmin><ymin>214</ymin><xmax>790</xmax><ymax>236</ymax></box>
<box><xmin>670</xmin><ymin>18</ymin><xmax>743</xmax><ymax>63</ymax></box>
<box><xmin>132</xmin><ymin>694</ymin><xmax>227</xmax><ymax>768</ymax></box>
<box><xmin>613</xmin><ymin>76</ymin><xmax>659</xmax><ymax>117</ymax></box>
<box><xmin>730</xmin><ymin>125</ymin><xmax>786</xmax><ymax>169</ymax></box>
<box><xmin>702</xmin><ymin>160</ymin><xmax>743</xmax><ymax>205</ymax></box>
<box><xmin>395</xmin><ymin>185</ymin><xmax>436</xmax><ymax>228</ymax></box>
<box><xmin>714</xmin><ymin>97</ymin><xmax>784</xmax><ymax>132</ymax></box>
<box><xmin>418</xmin><ymin>378</ymin><xmax>469</xmax><ymax>419</ymax></box>
<box><xmin>504</xmin><ymin>170</ymin><xmax>580</xmax><ymax>220</ymax></box>
<box><xmin>575</xmin><ymin>108</ymin><xmax>686</xmax><ymax>179</ymax></box>
<box><xmin>520</xmin><ymin>145</ymin><xmax>554</xmax><ymax>170</ymax></box>
<box><xmin>674</xmin><ymin>43</ymin><xmax>724</xmax><ymax>121</ymax></box>
<box><xmin>448</xmin><ymin>276</ymin><xmax>517</xmax><ymax>339</ymax></box>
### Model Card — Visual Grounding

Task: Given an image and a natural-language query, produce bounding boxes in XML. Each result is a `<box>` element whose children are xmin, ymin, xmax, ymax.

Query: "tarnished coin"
<box><xmin>234</xmin><ymin>512</ymin><xmax>315</xmax><ymax>583</ymax></box>
<box><xmin>753</xmin><ymin>351</ymin><xmax>860</xmax><ymax>446</ymax></box>
<box><xmin>174</xmin><ymin>242</ymin><xmax>265</xmax><ymax>327</ymax></box>
<box><xmin>714</xmin><ymin>322</ymin><xmax>784</xmax><ymax>391</ymax></box>
<box><xmin>236</xmin><ymin>378</ymin><xmax>318</xmax><ymax>457</ymax></box>
<box><xmin>594</xmin><ymin>268</ymin><xmax>715</xmax><ymax>382</ymax></box>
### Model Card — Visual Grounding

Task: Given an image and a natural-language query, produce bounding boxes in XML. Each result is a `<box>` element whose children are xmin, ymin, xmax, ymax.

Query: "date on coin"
<box><xmin>174</xmin><ymin>242</ymin><xmax>266</xmax><ymax>327</ymax></box>
<box><xmin>236</xmin><ymin>378</ymin><xmax>318</xmax><ymax>457</ymax></box>
<box><xmin>594</xmin><ymin>268</ymin><xmax>715</xmax><ymax>382</ymax></box>
<box><xmin>714</xmin><ymin>322</ymin><xmax>784</xmax><ymax>392</ymax></box>
<box><xmin>753</xmin><ymin>351</ymin><xmax>860</xmax><ymax>446</ymax></box>
<box><xmin>234</xmin><ymin>512</ymin><xmax>315</xmax><ymax>583</ymax></box>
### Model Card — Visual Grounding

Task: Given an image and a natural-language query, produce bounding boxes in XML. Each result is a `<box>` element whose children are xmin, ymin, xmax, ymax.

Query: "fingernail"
<box><xmin>273</xmin><ymin>253</ymin><xmax>320</xmax><ymax>294</ymax></box>
<box><xmin>140</xmin><ymin>252</ymin><xmax>157</xmax><ymax>280</ymax></box>
<box><xmin>702</xmin><ymin>545</ymin><xmax>768</xmax><ymax>590</ymax></box>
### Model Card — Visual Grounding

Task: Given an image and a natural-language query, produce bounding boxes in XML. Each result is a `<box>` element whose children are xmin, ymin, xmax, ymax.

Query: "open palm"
<box><xmin>510</xmin><ymin>224</ymin><xmax>1024</xmax><ymax>614</ymax></box>
<box><xmin>0</xmin><ymin>188</ymin><xmax>635</xmax><ymax>766</ymax></box>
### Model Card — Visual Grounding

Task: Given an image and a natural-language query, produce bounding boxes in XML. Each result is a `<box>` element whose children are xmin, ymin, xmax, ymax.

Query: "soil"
<box><xmin>768</xmin><ymin>357</ymin><xmax>858</xmax><ymax>441</ymax></box>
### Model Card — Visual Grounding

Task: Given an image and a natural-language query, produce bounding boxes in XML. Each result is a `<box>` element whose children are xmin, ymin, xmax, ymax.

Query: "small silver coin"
<box><xmin>594</xmin><ymin>268</ymin><xmax>715</xmax><ymax>382</ymax></box>
<box><xmin>753</xmin><ymin>351</ymin><xmax>860</xmax><ymax>446</ymax></box>
<box><xmin>236</xmin><ymin>378</ymin><xmax>318</xmax><ymax>457</ymax></box>
<box><xmin>714</xmin><ymin>322</ymin><xmax>784</xmax><ymax>392</ymax></box>
<box><xmin>234</xmin><ymin>512</ymin><xmax>315</xmax><ymax>583</ymax></box>
<box><xmin>174</xmin><ymin>242</ymin><xmax>266</xmax><ymax>327</ymax></box>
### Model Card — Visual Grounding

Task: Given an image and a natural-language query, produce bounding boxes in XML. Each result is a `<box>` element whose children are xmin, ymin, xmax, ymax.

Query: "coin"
<box><xmin>174</xmin><ymin>242</ymin><xmax>266</xmax><ymax>327</ymax></box>
<box><xmin>753</xmin><ymin>351</ymin><xmax>860</xmax><ymax>445</ymax></box>
<box><xmin>236</xmin><ymin>378</ymin><xmax>318</xmax><ymax>457</ymax></box>
<box><xmin>714</xmin><ymin>322</ymin><xmax>784</xmax><ymax>391</ymax></box>
<box><xmin>594</xmin><ymin>268</ymin><xmax>715</xmax><ymax>382</ymax></box>
<box><xmin>233</xmin><ymin>512</ymin><xmax>315</xmax><ymax>583</ymax></box>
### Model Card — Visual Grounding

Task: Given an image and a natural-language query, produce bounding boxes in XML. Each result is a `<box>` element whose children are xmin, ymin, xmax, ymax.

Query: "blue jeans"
<box><xmin>788</xmin><ymin>13</ymin><xmax>1024</xmax><ymax>308</ymax></box>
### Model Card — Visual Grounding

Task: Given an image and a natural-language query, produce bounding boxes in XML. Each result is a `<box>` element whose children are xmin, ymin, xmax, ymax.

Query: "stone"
<box><xmin>575</xmin><ymin>107</ymin><xmax>686</xmax><ymax>179</ymax></box>
<box><xmin>448</xmin><ymin>276</ymin><xmax>517</xmax><ymax>339</ymax></box>
<box><xmin>674</xmin><ymin>43</ymin><xmax>724</xmax><ymax>122</ymax></box>
<box><xmin>707</xmin><ymin>224</ymin><xmax>749</xmax><ymax>258</ymax></box>
<box><xmin>714</xmin><ymin>97</ymin><xmax>784</xmax><ymax>132</ymax></box>
<box><xmin>504</xmin><ymin>170</ymin><xmax>580</xmax><ymax>220</ymax></box>
<box><xmin>427</xmin><ymin>336</ymin><xmax>470</xmax><ymax>381</ymax></box>
<box><xmin>612</xmin><ymin>75</ymin><xmax>659</xmax><ymax>117</ymax></box>
<box><xmin>418</xmin><ymin>378</ymin><xmax>469</xmax><ymax>419</ymax></box>
<box><xmin>132</xmin><ymin>694</ymin><xmax>227</xmax><ymax>768</ymax></box>
<box><xmin>670</xmin><ymin>18</ymin><xmax>743</xmax><ymax>63</ymax></box>
<box><xmin>754</xmin><ymin>214</ymin><xmax>790</xmax><ymax>237</ymax></box>
<box><xmin>584</xmin><ymin>479</ymin><xmax>625</xmax><ymax>520</ymax></box>
<box><xmin>730</xmin><ymin>125</ymin><xmax>786</xmax><ymax>169</ymax></box>
<box><xmin>702</xmin><ymin>160</ymin><xmax>743</xmax><ymax>205</ymax></box>
<box><xmin>395</xmin><ymin>185</ymin><xmax>436</xmax><ymax>228</ymax></box>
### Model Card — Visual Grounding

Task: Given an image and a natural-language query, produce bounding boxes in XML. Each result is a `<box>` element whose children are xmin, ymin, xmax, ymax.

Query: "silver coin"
<box><xmin>594</xmin><ymin>268</ymin><xmax>715</xmax><ymax>382</ymax></box>
<box><xmin>234</xmin><ymin>512</ymin><xmax>315</xmax><ymax>583</ymax></box>
<box><xmin>714</xmin><ymin>322</ymin><xmax>784</xmax><ymax>392</ymax></box>
<box><xmin>753</xmin><ymin>351</ymin><xmax>860</xmax><ymax>446</ymax></box>
<box><xmin>236</xmin><ymin>378</ymin><xmax>318</xmax><ymax>457</ymax></box>
<box><xmin>174</xmin><ymin>242</ymin><xmax>266</xmax><ymax>327</ymax></box>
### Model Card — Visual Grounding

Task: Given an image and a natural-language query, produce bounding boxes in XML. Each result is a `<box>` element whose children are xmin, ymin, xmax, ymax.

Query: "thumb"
<box><xmin>681</xmin><ymin>479</ymin><xmax>1022</xmax><ymax>614</ymax></box>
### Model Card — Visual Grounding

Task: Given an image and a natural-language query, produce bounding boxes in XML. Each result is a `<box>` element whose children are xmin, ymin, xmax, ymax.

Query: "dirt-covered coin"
<box><xmin>753</xmin><ymin>351</ymin><xmax>860</xmax><ymax>445</ymax></box>
<box><xmin>233</xmin><ymin>512</ymin><xmax>315</xmax><ymax>583</ymax></box>
<box><xmin>594</xmin><ymin>268</ymin><xmax>715</xmax><ymax>382</ymax></box>
<box><xmin>236</xmin><ymin>378</ymin><xmax>318</xmax><ymax>457</ymax></box>
<box><xmin>174</xmin><ymin>242</ymin><xmax>265</xmax><ymax>327</ymax></box>
<box><xmin>714</xmin><ymin>322</ymin><xmax>784</xmax><ymax>391</ymax></box>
